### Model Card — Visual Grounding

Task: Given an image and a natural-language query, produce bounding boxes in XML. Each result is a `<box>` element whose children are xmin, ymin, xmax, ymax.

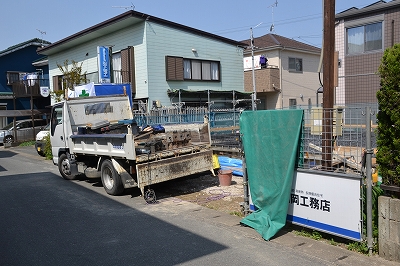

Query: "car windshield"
<box><xmin>2</xmin><ymin>122</ymin><xmax>15</xmax><ymax>130</ymax></box>
<box><xmin>43</xmin><ymin>124</ymin><xmax>50</xmax><ymax>130</ymax></box>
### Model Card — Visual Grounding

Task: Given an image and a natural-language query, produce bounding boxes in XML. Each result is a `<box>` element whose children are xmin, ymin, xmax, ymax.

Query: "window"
<box><xmin>120</xmin><ymin>46</ymin><xmax>135</xmax><ymax>85</ymax></box>
<box><xmin>347</xmin><ymin>22</ymin><xmax>382</xmax><ymax>55</ymax></box>
<box><xmin>52</xmin><ymin>75</ymin><xmax>63</xmax><ymax>92</ymax></box>
<box><xmin>166</xmin><ymin>56</ymin><xmax>184</xmax><ymax>81</ymax></box>
<box><xmin>6</xmin><ymin>71</ymin><xmax>25</xmax><ymax>85</ymax></box>
<box><xmin>191</xmin><ymin>60</ymin><xmax>202</xmax><ymax>80</ymax></box>
<box><xmin>289</xmin><ymin>58</ymin><xmax>302</xmax><ymax>72</ymax></box>
<box><xmin>184</xmin><ymin>60</ymin><xmax>191</xmax><ymax>79</ymax></box>
<box><xmin>289</xmin><ymin>98</ymin><xmax>297</xmax><ymax>109</ymax></box>
<box><xmin>51</xmin><ymin>105</ymin><xmax>63</xmax><ymax>136</ymax></box>
<box><xmin>17</xmin><ymin>121</ymin><xmax>30</xmax><ymax>129</ymax></box>
<box><xmin>112</xmin><ymin>52</ymin><xmax>122</xmax><ymax>83</ymax></box>
<box><xmin>166</xmin><ymin>56</ymin><xmax>220</xmax><ymax>81</ymax></box>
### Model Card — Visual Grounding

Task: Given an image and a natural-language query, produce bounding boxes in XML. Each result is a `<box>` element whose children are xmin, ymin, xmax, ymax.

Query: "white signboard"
<box><xmin>249</xmin><ymin>170</ymin><xmax>362</xmax><ymax>241</ymax></box>
<box><xmin>243</xmin><ymin>55</ymin><xmax>261</xmax><ymax>71</ymax></box>
<box><xmin>40</xmin><ymin>86</ymin><xmax>50</xmax><ymax>97</ymax></box>
<box><xmin>287</xmin><ymin>171</ymin><xmax>362</xmax><ymax>241</ymax></box>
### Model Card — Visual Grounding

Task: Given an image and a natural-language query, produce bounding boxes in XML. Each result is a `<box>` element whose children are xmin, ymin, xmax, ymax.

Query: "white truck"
<box><xmin>50</xmin><ymin>92</ymin><xmax>213</xmax><ymax>201</ymax></box>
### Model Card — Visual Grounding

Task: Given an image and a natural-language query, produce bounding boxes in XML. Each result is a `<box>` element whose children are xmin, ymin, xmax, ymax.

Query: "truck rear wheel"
<box><xmin>58</xmin><ymin>153</ymin><xmax>76</xmax><ymax>180</ymax></box>
<box><xmin>101</xmin><ymin>159</ymin><xmax>124</xmax><ymax>196</ymax></box>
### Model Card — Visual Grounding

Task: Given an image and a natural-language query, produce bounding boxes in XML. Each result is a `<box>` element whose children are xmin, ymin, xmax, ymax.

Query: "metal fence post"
<box><xmin>241</xmin><ymin>135</ymin><xmax>250</xmax><ymax>214</ymax></box>
<box><xmin>365</xmin><ymin>106</ymin><xmax>373</xmax><ymax>256</ymax></box>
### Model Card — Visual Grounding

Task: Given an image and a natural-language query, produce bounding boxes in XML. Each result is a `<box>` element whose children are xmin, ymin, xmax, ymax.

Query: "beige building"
<box><xmin>242</xmin><ymin>33</ymin><xmax>321</xmax><ymax>109</ymax></box>
<box><xmin>334</xmin><ymin>1</ymin><xmax>400</xmax><ymax>110</ymax></box>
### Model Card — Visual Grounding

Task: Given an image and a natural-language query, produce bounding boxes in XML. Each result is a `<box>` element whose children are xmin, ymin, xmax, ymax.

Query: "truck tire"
<box><xmin>101</xmin><ymin>159</ymin><xmax>124</xmax><ymax>196</ymax></box>
<box><xmin>58</xmin><ymin>153</ymin><xmax>76</xmax><ymax>180</ymax></box>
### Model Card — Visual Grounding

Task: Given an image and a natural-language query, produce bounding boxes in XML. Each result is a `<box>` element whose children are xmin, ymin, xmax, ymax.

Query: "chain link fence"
<box><xmin>298</xmin><ymin>106</ymin><xmax>376</xmax><ymax>174</ymax></box>
<box><xmin>134</xmin><ymin>106</ymin><xmax>377</xmax><ymax>174</ymax></box>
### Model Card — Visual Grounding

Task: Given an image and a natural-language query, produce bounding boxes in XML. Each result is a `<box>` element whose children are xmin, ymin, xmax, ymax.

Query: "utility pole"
<box><xmin>322</xmin><ymin>0</ymin><xmax>335</xmax><ymax>169</ymax></box>
<box><xmin>251</xmin><ymin>27</ymin><xmax>257</xmax><ymax>111</ymax></box>
<box><xmin>250</xmin><ymin>22</ymin><xmax>262</xmax><ymax>111</ymax></box>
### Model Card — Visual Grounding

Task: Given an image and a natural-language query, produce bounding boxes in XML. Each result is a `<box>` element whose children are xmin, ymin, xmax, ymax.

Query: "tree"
<box><xmin>52</xmin><ymin>60</ymin><xmax>87</xmax><ymax>102</ymax></box>
<box><xmin>376</xmin><ymin>43</ymin><xmax>400</xmax><ymax>187</ymax></box>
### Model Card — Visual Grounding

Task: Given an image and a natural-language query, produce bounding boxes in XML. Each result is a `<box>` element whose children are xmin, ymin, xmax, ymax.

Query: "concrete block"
<box><xmin>380</xmin><ymin>241</ymin><xmax>400</xmax><ymax>262</ymax></box>
<box><xmin>389</xmin><ymin>198</ymin><xmax>400</xmax><ymax>222</ymax></box>
<box><xmin>379</xmin><ymin>196</ymin><xmax>400</xmax><ymax>263</ymax></box>
<box><xmin>379</xmin><ymin>196</ymin><xmax>390</xmax><ymax>220</ymax></box>
<box><xmin>379</xmin><ymin>211</ymin><xmax>390</xmax><ymax>241</ymax></box>
<box><xmin>379</xmin><ymin>240</ymin><xmax>391</xmax><ymax>260</ymax></box>
<box><xmin>389</xmin><ymin>241</ymin><xmax>400</xmax><ymax>262</ymax></box>
<box><xmin>389</xmin><ymin>220</ymin><xmax>400</xmax><ymax>243</ymax></box>
<box><xmin>396</xmin><ymin>242</ymin><xmax>400</xmax><ymax>262</ymax></box>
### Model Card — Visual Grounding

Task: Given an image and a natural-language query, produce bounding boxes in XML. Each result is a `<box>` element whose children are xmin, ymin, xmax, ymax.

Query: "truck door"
<box><xmin>50</xmin><ymin>103</ymin><xmax>65</xmax><ymax>164</ymax></box>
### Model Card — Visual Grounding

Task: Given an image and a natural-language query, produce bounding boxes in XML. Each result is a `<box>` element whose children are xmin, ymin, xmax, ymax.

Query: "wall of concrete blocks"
<box><xmin>378</xmin><ymin>196</ymin><xmax>400</xmax><ymax>262</ymax></box>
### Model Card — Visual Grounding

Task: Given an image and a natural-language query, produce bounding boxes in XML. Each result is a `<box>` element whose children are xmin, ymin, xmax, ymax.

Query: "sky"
<box><xmin>0</xmin><ymin>0</ymin><xmax>380</xmax><ymax>51</ymax></box>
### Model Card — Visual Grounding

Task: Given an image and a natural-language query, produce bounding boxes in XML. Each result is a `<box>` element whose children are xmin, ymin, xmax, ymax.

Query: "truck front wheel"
<box><xmin>101</xmin><ymin>159</ymin><xmax>124</xmax><ymax>196</ymax></box>
<box><xmin>58</xmin><ymin>153</ymin><xmax>76</xmax><ymax>180</ymax></box>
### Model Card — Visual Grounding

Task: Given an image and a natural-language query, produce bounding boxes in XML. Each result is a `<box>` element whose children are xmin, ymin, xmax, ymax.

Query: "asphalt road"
<box><xmin>0</xmin><ymin>146</ymin><xmax>397</xmax><ymax>266</ymax></box>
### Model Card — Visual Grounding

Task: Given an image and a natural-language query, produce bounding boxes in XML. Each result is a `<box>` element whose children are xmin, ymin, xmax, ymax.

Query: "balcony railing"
<box><xmin>11</xmin><ymin>78</ymin><xmax>50</xmax><ymax>98</ymax></box>
<box><xmin>10</xmin><ymin>70</ymin><xmax>132</xmax><ymax>98</ymax></box>
<box><xmin>244</xmin><ymin>66</ymin><xmax>280</xmax><ymax>93</ymax></box>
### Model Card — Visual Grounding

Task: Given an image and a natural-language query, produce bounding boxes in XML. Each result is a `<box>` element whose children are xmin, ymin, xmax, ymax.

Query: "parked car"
<box><xmin>0</xmin><ymin>119</ymin><xmax>47</xmax><ymax>145</ymax></box>
<box><xmin>35</xmin><ymin>123</ymin><xmax>50</xmax><ymax>156</ymax></box>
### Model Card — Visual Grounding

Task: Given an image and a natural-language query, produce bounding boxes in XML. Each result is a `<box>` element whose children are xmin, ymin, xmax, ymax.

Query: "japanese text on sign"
<box><xmin>290</xmin><ymin>188</ymin><xmax>331</xmax><ymax>212</ymax></box>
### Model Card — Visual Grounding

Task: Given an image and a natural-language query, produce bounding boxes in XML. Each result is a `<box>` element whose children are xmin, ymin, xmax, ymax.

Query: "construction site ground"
<box><xmin>149</xmin><ymin>172</ymin><xmax>245</xmax><ymax>217</ymax></box>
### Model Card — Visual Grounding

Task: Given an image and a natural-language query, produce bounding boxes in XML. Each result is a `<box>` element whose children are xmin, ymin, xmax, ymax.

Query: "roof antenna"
<box><xmin>36</xmin><ymin>29</ymin><xmax>46</xmax><ymax>47</ymax></box>
<box><xmin>112</xmin><ymin>2</ymin><xmax>135</xmax><ymax>10</ymax></box>
<box><xmin>268</xmin><ymin>0</ymin><xmax>278</xmax><ymax>33</ymax></box>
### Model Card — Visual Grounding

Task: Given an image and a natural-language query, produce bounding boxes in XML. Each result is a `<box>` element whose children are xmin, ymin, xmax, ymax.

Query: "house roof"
<box><xmin>0</xmin><ymin>92</ymin><xmax>13</xmax><ymax>100</ymax></box>
<box><xmin>0</xmin><ymin>38</ymin><xmax>51</xmax><ymax>57</ymax></box>
<box><xmin>336</xmin><ymin>0</ymin><xmax>400</xmax><ymax>20</ymax></box>
<box><xmin>241</xmin><ymin>33</ymin><xmax>321</xmax><ymax>54</ymax></box>
<box><xmin>32</xmin><ymin>56</ymin><xmax>48</xmax><ymax>67</ymax></box>
<box><xmin>37</xmin><ymin>10</ymin><xmax>247</xmax><ymax>56</ymax></box>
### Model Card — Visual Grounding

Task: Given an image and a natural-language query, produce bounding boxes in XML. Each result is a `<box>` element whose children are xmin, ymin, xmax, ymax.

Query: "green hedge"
<box><xmin>377</xmin><ymin>43</ymin><xmax>400</xmax><ymax>187</ymax></box>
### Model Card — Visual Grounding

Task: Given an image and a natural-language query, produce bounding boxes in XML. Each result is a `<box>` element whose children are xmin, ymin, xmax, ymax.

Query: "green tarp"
<box><xmin>240</xmin><ymin>109</ymin><xmax>303</xmax><ymax>240</ymax></box>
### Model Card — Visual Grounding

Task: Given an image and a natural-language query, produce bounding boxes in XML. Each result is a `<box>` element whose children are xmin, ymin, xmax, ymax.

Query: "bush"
<box><xmin>43</xmin><ymin>134</ymin><xmax>53</xmax><ymax>160</ymax></box>
<box><xmin>377</xmin><ymin>43</ymin><xmax>400</xmax><ymax>187</ymax></box>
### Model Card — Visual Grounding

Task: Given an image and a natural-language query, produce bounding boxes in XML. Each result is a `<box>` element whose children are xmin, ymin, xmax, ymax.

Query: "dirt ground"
<box><xmin>149</xmin><ymin>172</ymin><xmax>245</xmax><ymax>217</ymax></box>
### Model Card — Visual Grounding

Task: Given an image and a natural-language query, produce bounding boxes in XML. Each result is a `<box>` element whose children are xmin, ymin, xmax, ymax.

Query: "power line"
<box><xmin>212</xmin><ymin>3</ymin><xmax>369</xmax><ymax>40</ymax></box>
<box><xmin>214</xmin><ymin>13</ymin><xmax>322</xmax><ymax>36</ymax></box>
<box><xmin>112</xmin><ymin>2</ymin><xmax>135</xmax><ymax>10</ymax></box>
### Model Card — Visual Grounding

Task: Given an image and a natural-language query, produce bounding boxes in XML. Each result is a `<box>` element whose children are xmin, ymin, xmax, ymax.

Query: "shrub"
<box><xmin>43</xmin><ymin>134</ymin><xmax>53</xmax><ymax>160</ymax></box>
<box><xmin>377</xmin><ymin>43</ymin><xmax>400</xmax><ymax>187</ymax></box>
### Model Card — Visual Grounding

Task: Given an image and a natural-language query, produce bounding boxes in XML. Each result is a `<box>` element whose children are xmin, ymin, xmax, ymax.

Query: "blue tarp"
<box><xmin>218</xmin><ymin>156</ymin><xmax>243</xmax><ymax>176</ymax></box>
<box><xmin>94</xmin><ymin>83</ymin><xmax>132</xmax><ymax>107</ymax></box>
